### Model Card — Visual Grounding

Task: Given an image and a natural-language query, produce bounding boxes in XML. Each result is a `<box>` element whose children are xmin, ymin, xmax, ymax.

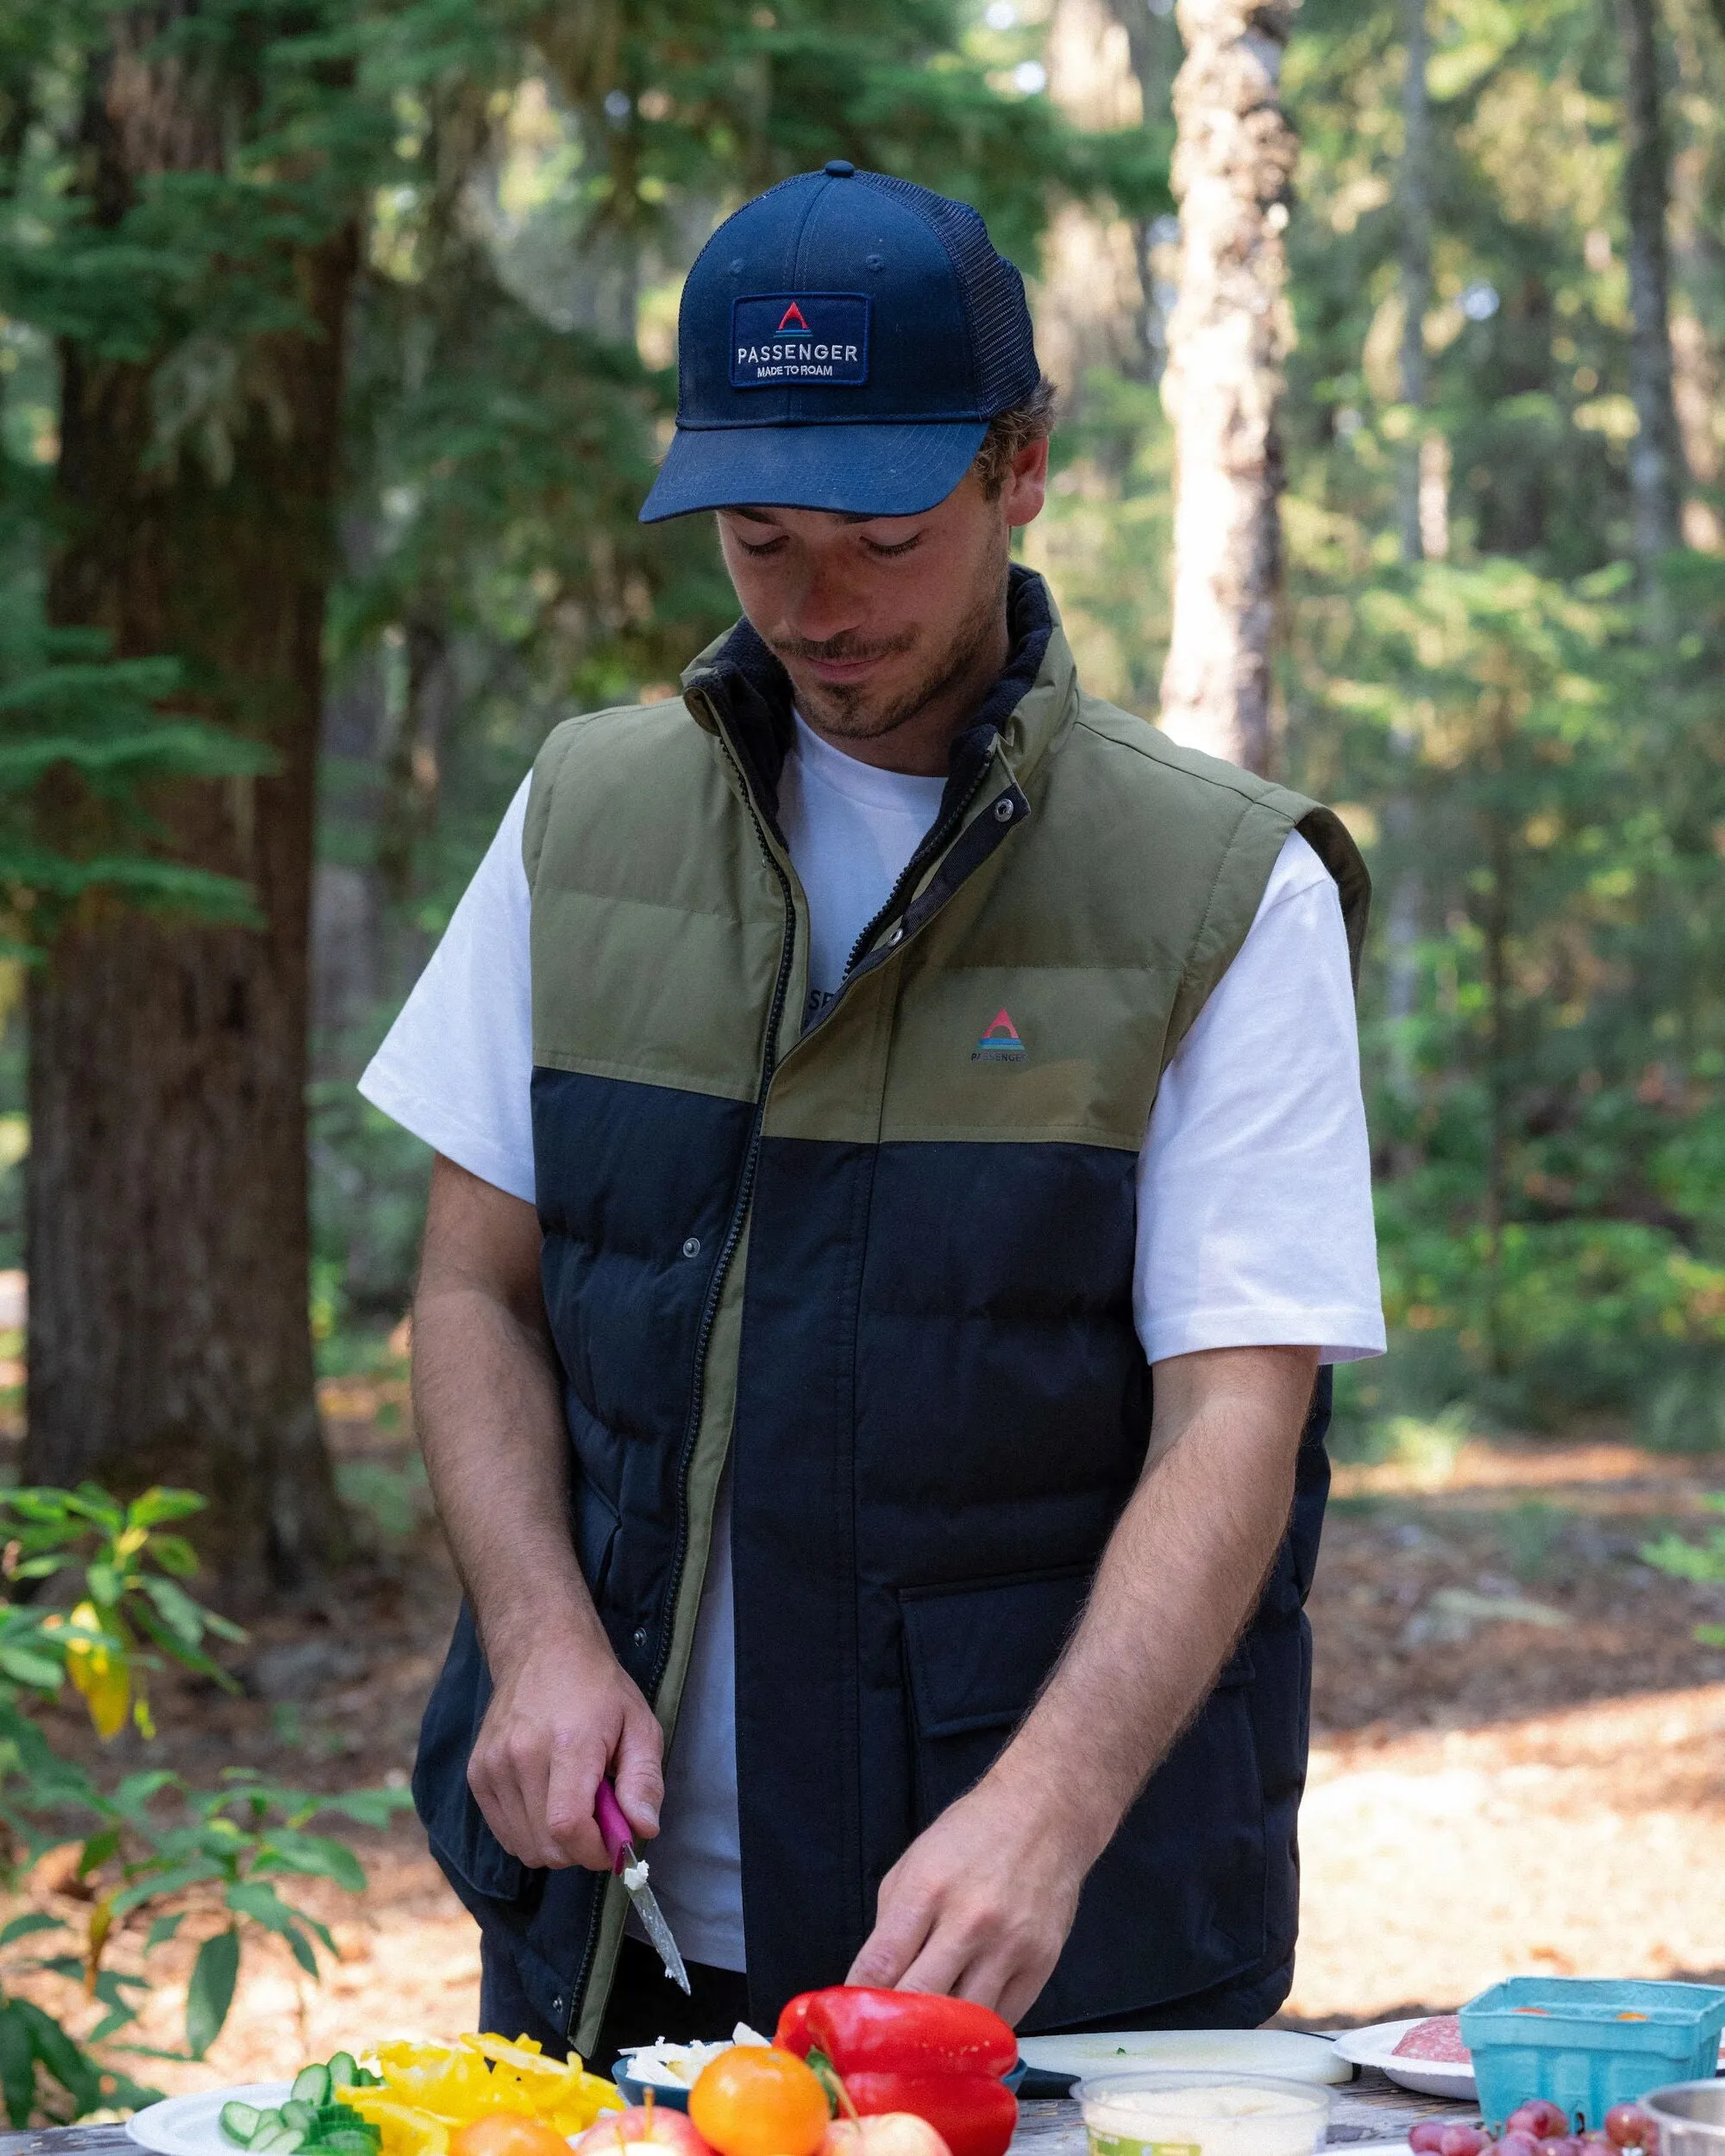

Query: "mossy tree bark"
<box><xmin>1615</xmin><ymin>0</ymin><xmax>1686</xmax><ymax>574</ymax></box>
<box><xmin>22</xmin><ymin>21</ymin><xmax>355</xmax><ymax>1601</ymax></box>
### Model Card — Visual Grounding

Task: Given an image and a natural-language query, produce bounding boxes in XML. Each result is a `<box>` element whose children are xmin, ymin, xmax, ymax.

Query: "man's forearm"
<box><xmin>991</xmin><ymin>1344</ymin><xmax>1317</xmax><ymax>1864</ymax></box>
<box><xmin>413</xmin><ymin>1269</ymin><xmax>606</xmax><ymax>1670</ymax></box>
<box><xmin>411</xmin><ymin>1155</ymin><xmax>663</xmax><ymax>1868</ymax></box>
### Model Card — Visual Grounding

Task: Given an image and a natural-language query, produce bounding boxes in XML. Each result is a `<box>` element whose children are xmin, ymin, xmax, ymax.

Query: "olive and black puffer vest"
<box><xmin>413</xmin><ymin>568</ymin><xmax>1370</xmax><ymax>2055</ymax></box>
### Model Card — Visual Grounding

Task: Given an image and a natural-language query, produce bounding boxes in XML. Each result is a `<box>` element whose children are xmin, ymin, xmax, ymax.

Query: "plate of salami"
<box><xmin>1332</xmin><ymin>2017</ymin><xmax>1477</xmax><ymax>2101</ymax></box>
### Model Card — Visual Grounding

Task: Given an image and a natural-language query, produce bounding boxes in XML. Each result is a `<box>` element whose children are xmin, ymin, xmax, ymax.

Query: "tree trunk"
<box><xmin>377</xmin><ymin>612</ymin><xmax>453</xmax><ymax>906</ymax></box>
<box><xmin>22</xmin><ymin>23</ymin><xmax>355</xmax><ymax>1601</ymax></box>
<box><xmin>1615</xmin><ymin>0</ymin><xmax>1686</xmax><ymax>572</ymax></box>
<box><xmin>1397</xmin><ymin>0</ymin><xmax>1434</xmax><ymax>565</ymax></box>
<box><xmin>1107</xmin><ymin>0</ymin><xmax>1185</xmax><ymax>381</ymax></box>
<box><xmin>1157</xmin><ymin>0</ymin><xmax>1298</xmax><ymax>773</ymax></box>
<box><xmin>1384</xmin><ymin>0</ymin><xmax>1434</xmax><ymax>1122</ymax></box>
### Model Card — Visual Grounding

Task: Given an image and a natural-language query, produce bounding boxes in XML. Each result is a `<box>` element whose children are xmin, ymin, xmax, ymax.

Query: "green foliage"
<box><xmin>1641</xmin><ymin>1497</ymin><xmax>1725</xmax><ymax>1586</ymax></box>
<box><xmin>1641</xmin><ymin>1495</ymin><xmax>1725</xmax><ymax>1645</ymax></box>
<box><xmin>0</xmin><ymin>551</ymin><xmax>269</xmax><ymax>950</ymax></box>
<box><xmin>0</xmin><ymin>1486</ymin><xmax>410</xmax><ymax>2117</ymax></box>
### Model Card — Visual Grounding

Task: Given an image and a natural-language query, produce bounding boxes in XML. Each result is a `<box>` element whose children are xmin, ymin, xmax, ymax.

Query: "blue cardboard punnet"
<box><xmin>1460</xmin><ymin>1977</ymin><xmax>1725</xmax><ymax>2130</ymax></box>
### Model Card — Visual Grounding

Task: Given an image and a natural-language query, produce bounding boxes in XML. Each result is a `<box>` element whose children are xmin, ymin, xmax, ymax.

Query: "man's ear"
<box><xmin>1003</xmin><ymin>437</ymin><xmax>1049</xmax><ymax>530</ymax></box>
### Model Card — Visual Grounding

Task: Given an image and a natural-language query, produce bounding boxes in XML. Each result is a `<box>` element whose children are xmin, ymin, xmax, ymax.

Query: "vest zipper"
<box><xmin>568</xmin><ymin>718</ymin><xmax>797</xmax><ymax>2049</ymax></box>
<box><xmin>568</xmin><ymin>711</ymin><xmax>1012</xmax><ymax>2040</ymax></box>
<box><xmin>648</xmin><ymin>725</ymin><xmax>797</xmax><ymax>1704</ymax></box>
<box><xmin>839</xmin><ymin>733</ymin><xmax>999</xmax><ymax>983</ymax></box>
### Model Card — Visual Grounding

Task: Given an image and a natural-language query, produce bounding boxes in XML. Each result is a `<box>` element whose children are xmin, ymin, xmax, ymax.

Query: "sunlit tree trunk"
<box><xmin>1615</xmin><ymin>0</ymin><xmax>1687</xmax><ymax>573</ymax></box>
<box><xmin>1384</xmin><ymin>0</ymin><xmax>1434</xmax><ymax>1119</ymax></box>
<box><xmin>1157</xmin><ymin>0</ymin><xmax>1297</xmax><ymax>773</ymax></box>
<box><xmin>23</xmin><ymin>17</ymin><xmax>354</xmax><ymax>1602</ymax></box>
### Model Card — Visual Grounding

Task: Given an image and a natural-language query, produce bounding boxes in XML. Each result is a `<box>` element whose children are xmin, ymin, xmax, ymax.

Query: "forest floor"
<box><xmin>7</xmin><ymin>1372</ymin><xmax>1725</xmax><ymax>2090</ymax></box>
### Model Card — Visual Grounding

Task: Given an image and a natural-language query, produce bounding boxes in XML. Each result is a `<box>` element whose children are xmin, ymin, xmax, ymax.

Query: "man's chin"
<box><xmin>787</xmin><ymin>674</ymin><xmax>907</xmax><ymax>741</ymax></box>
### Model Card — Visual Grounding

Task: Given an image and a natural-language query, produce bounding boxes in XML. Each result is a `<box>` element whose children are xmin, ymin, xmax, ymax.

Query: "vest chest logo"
<box><xmin>972</xmin><ymin>1008</ymin><xmax>1026</xmax><ymax>1063</ymax></box>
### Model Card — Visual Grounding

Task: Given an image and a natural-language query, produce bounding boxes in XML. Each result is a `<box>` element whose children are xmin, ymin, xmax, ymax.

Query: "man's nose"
<box><xmin>784</xmin><ymin>555</ymin><xmax>866</xmax><ymax>645</ymax></box>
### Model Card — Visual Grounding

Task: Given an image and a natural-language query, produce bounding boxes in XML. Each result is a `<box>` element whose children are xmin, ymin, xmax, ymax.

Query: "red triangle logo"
<box><xmin>982</xmin><ymin>1009</ymin><xmax>1021</xmax><ymax>1042</ymax></box>
<box><xmin>776</xmin><ymin>301</ymin><xmax>810</xmax><ymax>332</ymax></box>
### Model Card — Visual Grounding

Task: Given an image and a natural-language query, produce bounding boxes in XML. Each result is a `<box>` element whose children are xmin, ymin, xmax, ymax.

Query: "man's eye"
<box><xmin>862</xmin><ymin>534</ymin><xmax>922</xmax><ymax>558</ymax></box>
<box><xmin>737</xmin><ymin>535</ymin><xmax>788</xmax><ymax>557</ymax></box>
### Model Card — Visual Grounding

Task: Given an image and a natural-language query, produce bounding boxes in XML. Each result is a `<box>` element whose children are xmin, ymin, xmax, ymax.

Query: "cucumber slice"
<box><xmin>328</xmin><ymin>2054</ymin><xmax>359</xmax><ymax>2090</ymax></box>
<box><xmin>221</xmin><ymin>2103</ymin><xmax>261</xmax><ymax>2146</ymax></box>
<box><xmin>321</xmin><ymin>2132</ymin><xmax>380</xmax><ymax>2154</ymax></box>
<box><xmin>292</xmin><ymin>2066</ymin><xmax>332</xmax><ymax>2106</ymax></box>
<box><xmin>248</xmin><ymin>2114</ymin><xmax>285</xmax><ymax>2148</ymax></box>
<box><xmin>313</xmin><ymin>2103</ymin><xmax>369</xmax><ymax>2136</ymax></box>
<box><xmin>356</xmin><ymin>2071</ymin><xmax>382</xmax><ymax>2089</ymax></box>
<box><xmin>281</xmin><ymin>2103</ymin><xmax>317</xmax><ymax>2133</ymax></box>
<box><xmin>252</xmin><ymin>2128</ymin><xmax>297</xmax><ymax>2154</ymax></box>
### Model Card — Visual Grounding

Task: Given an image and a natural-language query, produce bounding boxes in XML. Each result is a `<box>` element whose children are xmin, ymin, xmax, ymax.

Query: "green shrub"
<box><xmin>0</xmin><ymin>1484</ymin><xmax>410</xmax><ymax>2122</ymax></box>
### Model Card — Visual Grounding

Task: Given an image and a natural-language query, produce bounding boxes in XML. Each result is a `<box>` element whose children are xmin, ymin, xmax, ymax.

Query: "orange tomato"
<box><xmin>690</xmin><ymin>2047</ymin><xmax>831</xmax><ymax>2156</ymax></box>
<box><xmin>450</xmin><ymin>2114</ymin><xmax>574</xmax><ymax>2156</ymax></box>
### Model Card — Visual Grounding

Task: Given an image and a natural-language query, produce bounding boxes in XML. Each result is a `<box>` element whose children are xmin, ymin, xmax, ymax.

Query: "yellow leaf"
<box><xmin>85</xmin><ymin>1895</ymin><xmax>115</xmax><ymax>1996</ymax></box>
<box><xmin>64</xmin><ymin>1602</ymin><xmax>129</xmax><ymax>1743</ymax></box>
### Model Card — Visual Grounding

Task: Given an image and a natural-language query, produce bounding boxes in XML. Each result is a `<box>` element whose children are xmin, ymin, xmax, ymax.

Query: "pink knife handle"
<box><xmin>595</xmin><ymin>1777</ymin><xmax>631</xmax><ymax>1876</ymax></box>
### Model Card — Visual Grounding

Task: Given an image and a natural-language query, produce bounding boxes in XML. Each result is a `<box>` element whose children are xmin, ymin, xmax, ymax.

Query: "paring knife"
<box><xmin>596</xmin><ymin>1777</ymin><xmax>691</xmax><ymax>1995</ymax></box>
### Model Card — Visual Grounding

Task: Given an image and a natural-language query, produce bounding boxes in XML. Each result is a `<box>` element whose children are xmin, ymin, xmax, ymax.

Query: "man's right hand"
<box><xmin>467</xmin><ymin>1628</ymin><xmax>665</xmax><ymax>1872</ymax></box>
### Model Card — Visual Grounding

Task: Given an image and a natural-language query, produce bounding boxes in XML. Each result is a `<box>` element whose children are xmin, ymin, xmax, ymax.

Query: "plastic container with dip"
<box><xmin>1076</xmin><ymin>2071</ymin><xmax>1332</xmax><ymax>2156</ymax></box>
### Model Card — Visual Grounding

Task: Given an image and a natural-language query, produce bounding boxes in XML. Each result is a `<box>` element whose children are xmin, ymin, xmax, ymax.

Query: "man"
<box><xmin>361</xmin><ymin>162</ymin><xmax>1383</xmax><ymax>2069</ymax></box>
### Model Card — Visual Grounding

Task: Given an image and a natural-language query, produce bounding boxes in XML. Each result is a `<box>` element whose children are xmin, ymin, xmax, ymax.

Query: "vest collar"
<box><xmin>680</xmin><ymin>566</ymin><xmax>1080</xmax><ymax>822</ymax></box>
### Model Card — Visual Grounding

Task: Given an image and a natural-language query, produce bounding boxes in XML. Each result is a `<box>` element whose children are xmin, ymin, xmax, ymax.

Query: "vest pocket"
<box><xmin>574</xmin><ymin>1478</ymin><xmax>622</xmax><ymax>1606</ymax></box>
<box><xmin>898</xmin><ymin>1567</ymin><xmax>1267</xmax><ymax>2023</ymax></box>
<box><xmin>413</xmin><ymin>1605</ymin><xmax>530</xmax><ymax>1905</ymax></box>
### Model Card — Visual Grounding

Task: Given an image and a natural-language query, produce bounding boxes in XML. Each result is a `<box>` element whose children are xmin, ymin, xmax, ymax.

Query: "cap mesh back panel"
<box><xmin>857</xmin><ymin>172</ymin><xmax>1041</xmax><ymax>412</ymax></box>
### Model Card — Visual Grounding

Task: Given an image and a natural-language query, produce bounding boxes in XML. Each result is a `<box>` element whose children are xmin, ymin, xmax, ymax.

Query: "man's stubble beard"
<box><xmin>778</xmin><ymin>541</ymin><xmax>1011</xmax><ymax>747</ymax></box>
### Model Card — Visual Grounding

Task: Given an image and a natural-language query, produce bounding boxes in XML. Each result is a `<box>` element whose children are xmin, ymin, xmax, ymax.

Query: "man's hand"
<box><xmin>414</xmin><ymin>1156</ymin><xmax>664</xmax><ymax>1877</ymax></box>
<box><xmin>850</xmin><ymin>1343</ymin><xmax>1319</xmax><ymax>2024</ymax></box>
<box><xmin>469</xmin><ymin>1629</ymin><xmax>664</xmax><ymax>1872</ymax></box>
<box><xmin>847</xmin><ymin>1767</ymin><xmax>1087</xmax><ymax>2026</ymax></box>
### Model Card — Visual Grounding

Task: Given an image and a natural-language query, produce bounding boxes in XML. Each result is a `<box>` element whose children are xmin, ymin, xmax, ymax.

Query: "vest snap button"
<box><xmin>681</xmin><ymin>1236</ymin><xmax>701</xmax><ymax>1257</ymax></box>
<box><xmin>632</xmin><ymin>1627</ymin><xmax>649</xmax><ymax>1646</ymax></box>
<box><xmin>888</xmin><ymin>925</ymin><xmax>905</xmax><ymax>945</ymax></box>
<box><xmin>994</xmin><ymin>797</ymin><xmax>1014</xmax><ymax>823</ymax></box>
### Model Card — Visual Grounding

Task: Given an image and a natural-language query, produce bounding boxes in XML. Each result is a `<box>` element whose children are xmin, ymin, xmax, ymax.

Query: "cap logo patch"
<box><xmin>731</xmin><ymin>292</ymin><xmax>870</xmax><ymax>388</ymax></box>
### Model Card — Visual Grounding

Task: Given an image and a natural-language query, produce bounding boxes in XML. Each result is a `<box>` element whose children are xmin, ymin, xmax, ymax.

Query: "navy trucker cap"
<box><xmin>638</xmin><ymin>161</ymin><xmax>1042</xmax><ymax>523</ymax></box>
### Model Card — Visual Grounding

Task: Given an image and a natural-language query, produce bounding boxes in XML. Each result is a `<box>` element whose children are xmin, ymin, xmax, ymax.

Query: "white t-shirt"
<box><xmin>361</xmin><ymin>711</ymin><xmax>1385</xmax><ymax>1971</ymax></box>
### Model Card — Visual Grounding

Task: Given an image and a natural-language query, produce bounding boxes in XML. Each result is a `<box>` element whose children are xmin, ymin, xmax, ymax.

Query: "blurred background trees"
<box><xmin>0</xmin><ymin>0</ymin><xmax>1720</xmax><ymax>1601</ymax></box>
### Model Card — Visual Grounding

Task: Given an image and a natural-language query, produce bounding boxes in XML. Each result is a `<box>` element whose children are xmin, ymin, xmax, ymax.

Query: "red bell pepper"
<box><xmin>775</xmin><ymin>1987</ymin><xmax>1019</xmax><ymax>2156</ymax></box>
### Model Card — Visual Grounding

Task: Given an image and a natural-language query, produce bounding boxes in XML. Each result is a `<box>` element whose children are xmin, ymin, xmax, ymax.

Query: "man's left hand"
<box><xmin>845</xmin><ymin>1765</ymin><xmax>1091</xmax><ymax>2025</ymax></box>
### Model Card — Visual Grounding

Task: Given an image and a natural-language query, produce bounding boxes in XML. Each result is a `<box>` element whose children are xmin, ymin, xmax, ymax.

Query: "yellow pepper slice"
<box><xmin>345</xmin><ymin>2094</ymin><xmax>453</xmax><ymax>2156</ymax></box>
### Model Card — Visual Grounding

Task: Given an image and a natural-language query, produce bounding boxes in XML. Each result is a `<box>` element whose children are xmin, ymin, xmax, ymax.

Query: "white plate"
<box><xmin>129</xmin><ymin>2083</ymin><xmax>293</xmax><ymax>2156</ymax></box>
<box><xmin>1331</xmin><ymin>2021</ymin><xmax>1476</xmax><ymax>2101</ymax></box>
<box><xmin>1016</xmin><ymin>2028</ymin><xmax>1354</xmax><ymax>2086</ymax></box>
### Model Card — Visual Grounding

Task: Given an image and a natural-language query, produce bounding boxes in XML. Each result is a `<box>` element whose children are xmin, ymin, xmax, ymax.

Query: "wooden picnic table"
<box><xmin>0</xmin><ymin>2068</ymin><xmax>1472</xmax><ymax>2156</ymax></box>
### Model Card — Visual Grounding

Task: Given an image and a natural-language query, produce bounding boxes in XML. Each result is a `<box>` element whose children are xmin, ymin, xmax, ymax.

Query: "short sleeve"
<box><xmin>1133</xmin><ymin>830</ymin><xmax>1385</xmax><ymax>1366</ymax></box>
<box><xmin>357</xmin><ymin>776</ymin><xmax>536</xmax><ymax>1204</ymax></box>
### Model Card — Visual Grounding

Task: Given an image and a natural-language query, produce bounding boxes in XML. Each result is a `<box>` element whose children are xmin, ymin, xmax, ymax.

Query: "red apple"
<box><xmin>572</xmin><ymin>2106</ymin><xmax>714</xmax><ymax>2156</ymax></box>
<box><xmin>820</xmin><ymin>2116</ymin><xmax>952</xmax><ymax>2156</ymax></box>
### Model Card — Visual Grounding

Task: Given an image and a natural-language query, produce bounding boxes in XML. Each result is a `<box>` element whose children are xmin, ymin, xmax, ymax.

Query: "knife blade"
<box><xmin>596</xmin><ymin>1777</ymin><xmax>691</xmax><ymax>1995</ymax></box>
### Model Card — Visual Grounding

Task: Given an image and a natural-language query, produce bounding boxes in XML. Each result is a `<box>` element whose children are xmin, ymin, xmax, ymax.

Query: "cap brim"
<box><xmin>638</xmin><ymin>419</ymin><xmax>988</xmax><ymax>523</ymax></box>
